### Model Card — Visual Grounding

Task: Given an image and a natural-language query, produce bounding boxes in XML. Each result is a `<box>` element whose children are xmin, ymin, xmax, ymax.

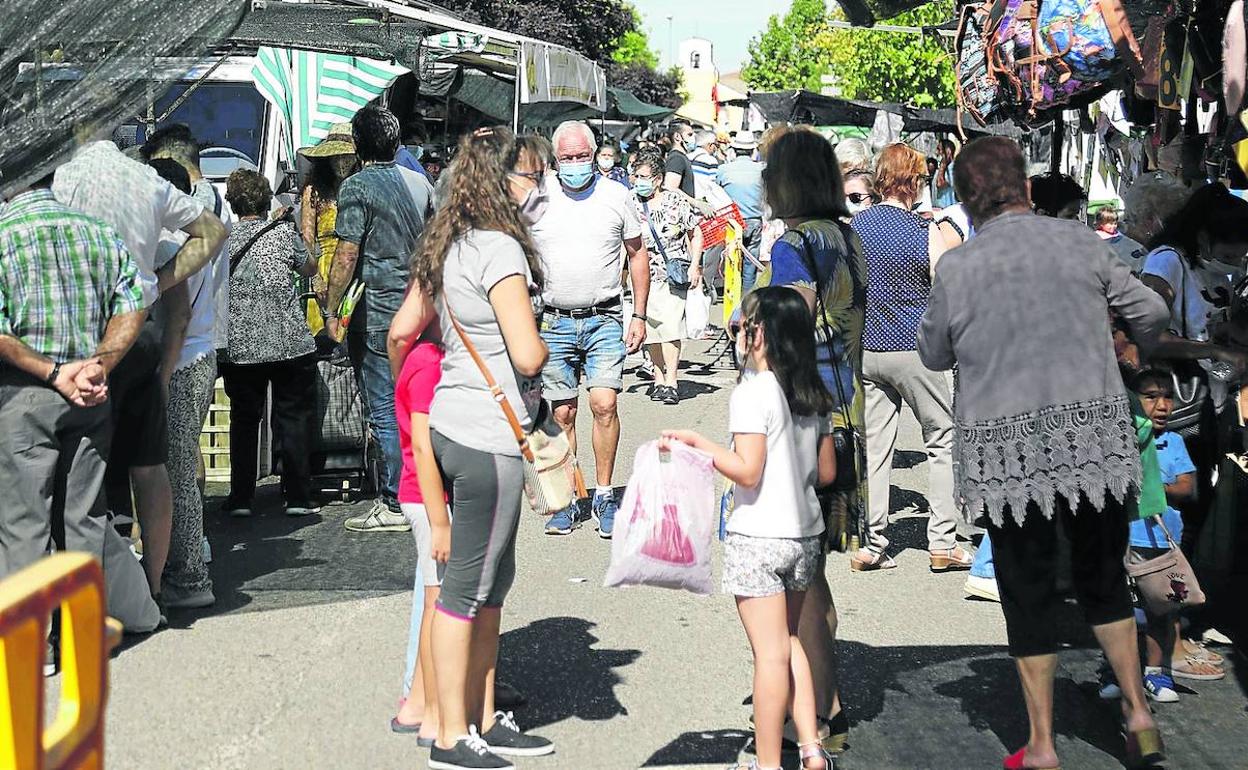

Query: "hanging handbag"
<box><xmin>643</xmin><ymin>198</ymin><xmax>691</xmax><ymax>290</ymax></box>
<box><xmin>1125</xmin><ymin>517</ymin><xmax>1206</xmax><ymax>615</ymax></box>
<box><xmin>446</xmin><ymin>307</ymin><xmax>577</xmax><ymax>515</ymax></box>
<box><xmin>792</xmin><ymin>227</ymin><xmax>864</xmax><ymax>495</ymax></box>
<box><xmin>1166</xmin><ymin>251</ymin><xmax>1211</xmax><ymax>436</ymax></box>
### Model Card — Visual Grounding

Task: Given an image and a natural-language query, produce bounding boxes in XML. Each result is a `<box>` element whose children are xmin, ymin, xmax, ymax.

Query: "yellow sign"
<box><xmin>721</xmin><ymin>222</ymin><xmax>743</xmax><ymax>326</ymax></box>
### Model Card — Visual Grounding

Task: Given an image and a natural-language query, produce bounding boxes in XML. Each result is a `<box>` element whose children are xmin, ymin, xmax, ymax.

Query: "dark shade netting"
<box><xmin>0</xmin><ymin>0</ymin><xmax>249</xmax><ymax>196</ymax></box>
<box><xmin>226</xmin><ymin>1</ymin><xmax>431</xmax><ymax>64</ymax></box>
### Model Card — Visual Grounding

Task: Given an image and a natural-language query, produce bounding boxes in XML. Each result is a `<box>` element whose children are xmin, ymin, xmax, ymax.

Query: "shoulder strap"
<box><xmin>229</xmin><ymin>218</ymin><xmax>286</xmax><ymax>276</ymax></box>
<box><xmin>444</xmin><ymin>304</ymin><xmax>536</xmax><ymax>463</ymax></box>
<box><xmin>641</xmin><ymin>198</ymin><xmax>671</xmax><ymax>263</ymax></box>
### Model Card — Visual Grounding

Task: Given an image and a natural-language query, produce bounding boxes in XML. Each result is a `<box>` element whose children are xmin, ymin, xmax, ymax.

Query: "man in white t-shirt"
<box><xmin>530</xmin><ymin>120</ymin><xmax>651</xmax><ymax>540</ymax></box>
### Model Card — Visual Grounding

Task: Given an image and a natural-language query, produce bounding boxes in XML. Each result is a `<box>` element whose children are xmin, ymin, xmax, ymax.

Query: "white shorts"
<box><xmin>401</xmin><ymin>502</ymin><xmax>447</xmax><ymax>587</ymax></box>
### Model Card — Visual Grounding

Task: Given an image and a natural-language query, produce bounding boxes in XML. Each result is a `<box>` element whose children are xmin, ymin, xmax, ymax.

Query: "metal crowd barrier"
<box><xmin>0</xmin><ymin>553</ymin><xmax>122</xmax><ymax>770</ymax></box>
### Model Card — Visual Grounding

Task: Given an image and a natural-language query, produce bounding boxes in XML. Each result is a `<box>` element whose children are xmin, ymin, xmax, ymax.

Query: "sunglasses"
<box><xmin>508</xmin><ymin>170</ymin><xmax>545</xmax><ymax>183</ymax></box>
<box><xmin>848</xmin><ymin>192</ymin><xmax>877</xmax><ymax>205</ymax></box>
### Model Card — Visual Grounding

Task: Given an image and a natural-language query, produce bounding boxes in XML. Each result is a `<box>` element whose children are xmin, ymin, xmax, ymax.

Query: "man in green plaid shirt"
<box><xmin>0</xmin><ymin>176</ymin><xmax>148</xmax><ymax>583</ymax></box>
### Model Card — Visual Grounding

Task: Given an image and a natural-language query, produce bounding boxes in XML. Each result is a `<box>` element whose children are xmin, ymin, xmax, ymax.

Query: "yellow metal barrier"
<box><xmin>0</xmin><ymin>553</ymin><xmax>122</xmax><ymax>770</ymax></box>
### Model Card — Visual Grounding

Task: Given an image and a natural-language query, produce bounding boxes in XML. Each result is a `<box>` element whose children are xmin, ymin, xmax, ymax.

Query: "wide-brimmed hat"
<box><xmin>299</xmin><ymin>123</ymin><xmax>355</xmax><ymax>158</ymax></box>
<box><xmin>730</xmin><ymin>132</ymin><xmax>757</xmax><ymax>152</ymax></box>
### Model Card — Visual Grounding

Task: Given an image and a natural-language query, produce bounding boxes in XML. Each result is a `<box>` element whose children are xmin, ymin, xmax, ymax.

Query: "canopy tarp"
<box><xmin>608</xmin><ymin>87</ymin><xmax>677</xmax><ymax>120</ymax></box>
<box><xmin>748</xmin><ymin>90</ymin><xmax>1021</xmax><ymax>137</ymax></box>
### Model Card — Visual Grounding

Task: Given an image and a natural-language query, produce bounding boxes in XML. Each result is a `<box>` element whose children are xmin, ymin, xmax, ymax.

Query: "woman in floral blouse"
<box><xmin>629</xmin><ymin>147</ymin><xmax>703</xmax><ymax>405</ymax></box>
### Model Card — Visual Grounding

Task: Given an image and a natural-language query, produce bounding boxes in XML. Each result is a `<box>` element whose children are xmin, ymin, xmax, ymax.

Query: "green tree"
<box><xmin>611</xmin><ymin>7</ymin><xmax>659</xmax><ymax>69</ymax></box>
<box><xmin>822</xmin><ymin>1</ymin><xmax>955</xmax><ymax>107</ymax></box>
<box><xmin>742</xmin><ymin>0</ymin><xmax>833</xmax><ymax>92</ymax></box>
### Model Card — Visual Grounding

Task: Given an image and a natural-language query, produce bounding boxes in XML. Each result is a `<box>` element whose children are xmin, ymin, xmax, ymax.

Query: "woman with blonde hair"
<box><xmin>849</xmin><ymin>143</ymin><xmax>967</xmax><ymax>573</ymax></box>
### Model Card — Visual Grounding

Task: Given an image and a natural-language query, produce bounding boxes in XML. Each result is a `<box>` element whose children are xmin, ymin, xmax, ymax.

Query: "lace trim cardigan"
<box><xmin>917</xmin><ymin>211</ymin><xmax>1170</xmax><ymax>526</ymax></box>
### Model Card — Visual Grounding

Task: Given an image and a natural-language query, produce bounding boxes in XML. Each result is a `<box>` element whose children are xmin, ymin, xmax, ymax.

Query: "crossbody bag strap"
<box><xmin>1150</xmin><ymin>514</ymin><xmax>1180</xmax><ymax>550</ymax></box>
<box><xmin>229</xmin><ymin>218</ymin><xmax>286</xmax><ymax>277</ymax></box>
<box><xmin>641</xmin><ymin>198</ymin><xmax>671</xmax><ymax>263</ymax></box>
<box><xmin>444</xmin><ymin>303</ymin><xmax>535</xmax><ymax>463</ymax></box>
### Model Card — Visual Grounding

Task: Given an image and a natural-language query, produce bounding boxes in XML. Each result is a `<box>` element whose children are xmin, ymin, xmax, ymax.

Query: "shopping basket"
<box><xmin>697</xmin><ymin>203</ymin><xmax>746</xmax><ymax>249</ymax></box>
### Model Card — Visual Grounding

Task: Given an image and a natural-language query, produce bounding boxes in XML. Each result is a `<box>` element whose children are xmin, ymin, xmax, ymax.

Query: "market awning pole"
<box><xmin>512</xmin><ymin>69</ymin><xmax>521</xmax><ymax>131</ymax></box>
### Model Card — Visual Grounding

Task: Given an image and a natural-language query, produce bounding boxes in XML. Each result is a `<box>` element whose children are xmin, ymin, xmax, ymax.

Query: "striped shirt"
<box><xmin>0</xmin><ymin>190</ymin><xmax>145</xmax><ymax>361</ymax></box>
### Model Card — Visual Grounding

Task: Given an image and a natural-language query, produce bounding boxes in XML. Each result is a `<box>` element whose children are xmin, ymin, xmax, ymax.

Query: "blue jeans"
<box><xmin>349</xmin><ymin>329</ymin><xmax>402</xmax><ymax>508</ymax></box>
<box><xmin>970</xmin><ymin>533</ymin><xmax>995</xmax><ymax>579</ymax></box>
<box><xmin>539</xmin><ymin>310</ymin><xmax>626</xmax><ymax>401</ymax></box>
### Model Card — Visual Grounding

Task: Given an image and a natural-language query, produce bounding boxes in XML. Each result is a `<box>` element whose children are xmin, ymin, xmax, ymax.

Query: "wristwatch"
<box><xmin>632</xmin><ymin>312</ymin><xmax>648</xmax><ymax>322</ymax></box>
<box><xmin>46</xmin><ymin>361</ymin><xmax>62</xmax><ymax>385</ymax></box>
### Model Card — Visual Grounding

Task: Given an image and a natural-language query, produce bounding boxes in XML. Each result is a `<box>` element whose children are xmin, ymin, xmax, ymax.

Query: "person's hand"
<box><xmin>625</xmin><ymin>317</ymin><xmax>646</xmax><ymax>353</ymax></box>
<box><xmin>1215</xmin><ymin>347</ymin><xmax>1248</xmax><ymax>379</ymax></box>
<box><xmin>660</xmin><ymin>429</ymin><xmax>702</xmax><ymax>451</ymax></box>
<box><xmin>689</xmin><ymin>267</ymin><xmax>703</xmax><ymax>290</ymax></box>
<box><xmin>272</xmin><ymin>205</ymin><xmax>295</xmax><ymax>222</ymax></box>
<box><xmin>326</xmin><ymin>317</ymin><xmax>344</xmax><ymax>343</ymax></box>
<box><xmin>430</xmin><ymin>521</ymin><xmax>451</xmax><ymax>564</ymax></box>
<box><xmin>54</xmin><ymin>359</ymin><xmax>107</xmax><ymax>407</ymax></box>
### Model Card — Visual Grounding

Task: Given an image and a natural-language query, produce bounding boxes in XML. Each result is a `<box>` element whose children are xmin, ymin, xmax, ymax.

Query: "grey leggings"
<box><xmin>431</xmin><ymin>430</ymin><xmax>523</xmax><ymax>620</ymax></box>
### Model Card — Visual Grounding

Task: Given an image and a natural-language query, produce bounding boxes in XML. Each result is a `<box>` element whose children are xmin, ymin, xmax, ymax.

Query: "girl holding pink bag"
<box><xmin>662</xmin><ymin>286</ymin><xmax>838</xmax><ymax>770</ymax></box>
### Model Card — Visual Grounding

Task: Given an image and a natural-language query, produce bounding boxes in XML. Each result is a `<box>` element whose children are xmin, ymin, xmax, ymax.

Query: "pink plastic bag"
<box><xmin>603</xmin><ymin>440</ymin><xmax>715</xmax><ymax>594</ymax></box>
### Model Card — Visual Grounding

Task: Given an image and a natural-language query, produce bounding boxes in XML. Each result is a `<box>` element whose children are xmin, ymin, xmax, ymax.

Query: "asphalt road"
<box><xmin>79</xmin><ymin>334</ymin><xmax>1248</xmax><ymax>769</ymax></box>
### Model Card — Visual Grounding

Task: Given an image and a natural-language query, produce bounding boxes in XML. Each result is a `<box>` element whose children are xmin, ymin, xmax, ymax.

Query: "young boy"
<box><xmin>1127</xmin><ymin>369</ymin><xmax>1224</xmax><ymax>702</ymax></box>
<box><xmin>391</xmin><ymin>333</ymin><xmax>450</xmax><ymax>746</ymax></box>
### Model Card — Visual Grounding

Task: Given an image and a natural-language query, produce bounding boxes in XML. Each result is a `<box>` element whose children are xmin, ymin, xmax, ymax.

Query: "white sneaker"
<box><xmin>964</xmin><ymin>574</ymin><xmax>1000</xmax><ymax>602</ymax></box>
<box><xmin>343</xmin><ymin>500</ymin><xmax>410</xmax><ymax>532</ymax></box>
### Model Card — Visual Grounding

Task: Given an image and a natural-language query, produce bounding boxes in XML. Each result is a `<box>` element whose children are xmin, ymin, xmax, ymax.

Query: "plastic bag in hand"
<box><xmin>685</xmin><ymin>285</ymin><xmax>712</xmax><ymax>340</ymax></box>
<box><xmin>604</xmin><ymin>440</ymin><xmax>715</xmax><ymax>594</ymax></box>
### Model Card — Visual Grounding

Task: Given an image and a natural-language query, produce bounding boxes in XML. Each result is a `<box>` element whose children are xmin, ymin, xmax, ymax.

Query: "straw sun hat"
<box><xmin>298</xmin><ymin>123</ymin><xmax>356</xmax><ymax>158</ymax></box>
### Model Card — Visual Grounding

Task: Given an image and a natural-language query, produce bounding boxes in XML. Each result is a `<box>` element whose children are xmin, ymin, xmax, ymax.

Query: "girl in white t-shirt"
<box><xmin>662</xmin><ymin>286</ymin><xmax>836</xmax><ymax>770</ymax></box>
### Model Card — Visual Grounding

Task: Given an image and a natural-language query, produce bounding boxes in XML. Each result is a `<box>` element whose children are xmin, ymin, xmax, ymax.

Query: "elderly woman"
<box><xmin>629</xmin><ymin>146</ymin><xmax>704</xmax><ymax>405</ymax></box>
<box><xmin>219</xmin><ymin>169</ymin><xmax>320</xmax><ymax>517</ymax></box>
<box><xmin>849</xmin><ymin>143</ymin><xmax>964</xmax><ymax>573</ymax></box>
<box><xmin>918</xmin><ymin>137</ymin><xmax>1169</xmax><ymax>770</ymax></box>
<box><xmin>842</xmin><ymin>169</ymin><xmax>878</xmax><ymax>217</ymax></box>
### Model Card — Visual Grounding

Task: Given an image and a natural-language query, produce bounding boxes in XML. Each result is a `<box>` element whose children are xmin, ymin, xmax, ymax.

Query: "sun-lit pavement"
<box><xmin>84</xmin><ymin>332</ymin><xmax>1248</xmax><ymax>769</ymax></box>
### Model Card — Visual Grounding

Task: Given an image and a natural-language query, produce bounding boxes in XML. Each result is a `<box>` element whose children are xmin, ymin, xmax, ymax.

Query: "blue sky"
<box><xmin>628</xmin><ymin>0</ymin><xmax>794</xmax><ymax>74</ymax></box>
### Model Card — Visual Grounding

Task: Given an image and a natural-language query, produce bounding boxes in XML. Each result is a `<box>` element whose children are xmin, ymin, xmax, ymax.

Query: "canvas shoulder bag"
<box><xmin>445</xmin><ymin>305</ymin><xmax>577</xmax><ymax>515</ymax></box>
<box><xmin>1125</xmin><ymin>516</ymin><xmax>1206</xmax><ymax>615</ymax></box>
<box><xmin>643</xmin><ymin>197</ymin><xmax>690</xmax><ymax>289</ymax></box>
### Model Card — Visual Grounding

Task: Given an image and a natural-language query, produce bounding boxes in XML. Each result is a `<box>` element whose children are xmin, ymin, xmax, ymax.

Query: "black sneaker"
<box><xmin>661</xmin><ymin>385</ymin><xmax>680</xmax><ymax>405</ymax></box>
<box><xmin>429</xmin><ymin>727</ymin><xmax>514</xmax><ymax>770</ymax></box>
<box><xmin>482</xmin><ymin>711</ymin><xmax>554</xmax><ymax>757</ymax></box>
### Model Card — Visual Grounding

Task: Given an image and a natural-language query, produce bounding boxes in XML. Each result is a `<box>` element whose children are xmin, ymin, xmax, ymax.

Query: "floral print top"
<box><xmin>630</xmin><ymin>190</ymin><xmax>700</xmax><ymax>284</ymax></box>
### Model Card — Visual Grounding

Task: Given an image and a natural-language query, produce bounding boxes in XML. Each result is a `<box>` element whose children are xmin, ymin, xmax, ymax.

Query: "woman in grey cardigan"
<box><xmin>917</xmin><ymin>138</ymin><xmax>1170</xmax><ymax>770</ymax></box>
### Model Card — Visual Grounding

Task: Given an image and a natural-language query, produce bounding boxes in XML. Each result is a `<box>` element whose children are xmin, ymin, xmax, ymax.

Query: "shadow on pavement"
<box><xmin>499</xmin><ymin>616</ymin><xmax>641</xmax><ymax>730</ymax></box>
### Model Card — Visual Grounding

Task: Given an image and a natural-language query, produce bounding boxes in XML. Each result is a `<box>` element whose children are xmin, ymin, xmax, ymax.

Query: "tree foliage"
<box><xmin>822</xmin><ymin>1</ymin><xmax>955</xmax><ymax>108</ymax></box>
<box><xmin>741</xmin><ymin>0</ymin><xmax>956</xmax><ymax>108</ymax></box>
<box><xmin>741</xmin><ymin>0</ymin><xmax>834</xmax><ymax>92</ymax></box>
<box><xmin>443</xmin><ymin>0</ymin><xmax>680</xmax><ymax>106</ymax></box>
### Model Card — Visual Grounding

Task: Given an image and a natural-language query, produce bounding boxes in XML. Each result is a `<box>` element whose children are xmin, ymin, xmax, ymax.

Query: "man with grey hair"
<box><xmin>531</xmin><ymin>120</ymin><xmax>650</xmax><ymax>540</ymax></box>
<box><xmin>689</xmin><ymin>129</ymin><xmax>721</xmax><ymax>180</ymax></box>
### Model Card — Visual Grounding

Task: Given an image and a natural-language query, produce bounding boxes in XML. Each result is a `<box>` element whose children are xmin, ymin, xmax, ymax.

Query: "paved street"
<box><xmin>87</xmin><ymin>333</ymin><xmax>1247</xmax><ymax>769</ymax></box>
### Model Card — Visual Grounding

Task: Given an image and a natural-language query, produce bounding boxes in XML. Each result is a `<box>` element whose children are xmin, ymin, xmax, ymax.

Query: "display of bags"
<box><xmin>604</xmin><ymin>441</ymin><xmax>716</xmax><ymax>594</ymax></box>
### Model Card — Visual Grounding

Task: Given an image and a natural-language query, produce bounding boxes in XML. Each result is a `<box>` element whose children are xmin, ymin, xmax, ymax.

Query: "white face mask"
<box><xmin>519</xmin><ymin>180</ymin><xmax>549</xmax><ymax>225</ymax></box>
<box><xmin>597</xmin><ymin>157</ymin><xmax>615</xmax><ymax>172</ymax></box>
<box><xmin>847</xmin><ymin>197</ymin><xmax>869</xmax><ymax>215</ymax></box>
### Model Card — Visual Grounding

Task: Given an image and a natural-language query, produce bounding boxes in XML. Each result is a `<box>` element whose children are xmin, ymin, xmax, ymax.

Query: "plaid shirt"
<box><xmin>0</xmin><ymin>190</ymin><xmax>145</xmax><ymax>361</ymax></box>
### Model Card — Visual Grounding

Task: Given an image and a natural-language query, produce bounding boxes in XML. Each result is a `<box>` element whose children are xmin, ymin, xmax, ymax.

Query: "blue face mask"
<box><xmin>558</xmin><ymin>161</ymin><xmax>594</xmax><ymax>190</ymax></box>
<box><xmin>684</xmin><ymin>137</ymin><xmax>698</xmax><ymax>153</ymax></box>
<box><xmin>633</xmin><ymin>179</ymin><xmax>655</xmax><ymax>198</ymax></box>
<box><xmin>408</xmin><ymin>144</ymin><xmax>424</xmax><ymax>161</ymax></box>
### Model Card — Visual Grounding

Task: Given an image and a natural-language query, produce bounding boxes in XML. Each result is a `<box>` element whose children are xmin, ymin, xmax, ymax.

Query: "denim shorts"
<box><xmin>539</xmin><ymin>310</ymin><xmax>626</xmax><ymax>401</ymax></box>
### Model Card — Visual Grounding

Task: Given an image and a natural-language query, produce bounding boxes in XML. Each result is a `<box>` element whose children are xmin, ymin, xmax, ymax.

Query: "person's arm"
<box><xmin>817</xmin><ymin>432</ymin><xmax>837</xmax><ymax>488</ymax></box>
<box><xmin>661</xmin><ymin>429</ymin><xmax>767</xmax><ymax>488</ymax></box>
<box><xmin>935</xmin><ymin>157</ymin><xmax>952</xmax><ymax>190</ymax></box>
<box><xmin>936</xmin><ymin>219</ymin><xmax>965</xmax><ymax>252</ymax></box>
<box><xmin>1113</xmin><ymin>258</ymin><xmax>1180</xmax><ymax>358</ymax></box>
<box><xmin>388</xmin><ymin>285</ymin><xmax>436</xmax><ymax>379</ymax></box>
<box><xmin>290</xmin><ymin>225</ymin><xmax>318</xmax><ymax>278</ymax></box>
<box><xmin>927</xmin><ymin>220</ymin><xmax>949</xmax><ymax>277</ymax></box>
<box><xmin>300</xmin><ymin>187</ymin><xmax>318</xmax><ymax>254</ymax></box>
<box><xmin>1137</xmin><ymin>271</ymin><xmax>1247</xmax><ymax>369</ymax></box>
<box><xmin>686</xmin><ymin>217</ymin><xmax>705</xmax><ymax>289</ymax></box>
<box><xmin>623</xmin><ymin>235</ymin><xmax>650</xmax><ymax>352</ymax></box>
<box><xmin>917</xmin><ymin>270</ymin><xmax>956</xmax><ymax>371</ymax></box>
<box><xmin>490</xmin><ymin>275</ymin><xmax>548</xmax><ymax>377</ymax></box>
<box><xmin>93</xmin><ymin>309</ymin><xmax>146</xmax><ymax>376</ymax></box>
<box><xmin>411</xmin><ymin>411</ymin><xmax>451</xmax><ymax>562</ymax></box>
<box><xmin>156</xmin><ymin>211</ymin><xmax>228</xmax><ymax>292</ymax></box>
<box><xmin>159</xmin><ymin>280</ymin><xmax>191</xmax><ymax>390</ymax></box>
<box><xmin>663</xmin><ymin>171</ymin><xmax>684</xmax><ymax>192</ymax></box>
<box><xmin>0</xmin><ymin>337</ymin><xmax>108</xmax><ymax>406</ymax></box>
<box><xmin>1165</xmin><ymin>471</ymin><xmax>1196</xmax><ymax>504</ymax></box>
<box><xmin>324</xmin><ymin>240</ymin><xmax>359</xmax><ymax>342</ymax></box>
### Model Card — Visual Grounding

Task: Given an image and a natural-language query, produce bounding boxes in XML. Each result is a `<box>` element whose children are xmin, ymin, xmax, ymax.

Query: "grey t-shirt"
<box><xmin>430</xmin><ymin>229</ymin><xmax>542</xmax><ymax>456</ymax></box>
<box><xmin>334</xmin><ymin>162</ymin><xmax>433</xmax><ymax>331</ymax></box>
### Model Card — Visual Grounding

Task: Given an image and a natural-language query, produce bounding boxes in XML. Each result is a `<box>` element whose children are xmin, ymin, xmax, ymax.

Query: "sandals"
<box><xmin>849</xmin><ymin>548</ymin><xmax>897</xmax><ymax>572</ymax></box>
<box><xmin>1125</xmin><ymin>727</ymin><xmax>1165</xmax><ymax>768</ymax></box>
<box><xmin>929</xmin><ymin>546</ymin><xmax>973</xmax><ymax>572</ymax></box>
<box><xmin>1171</xmin><ymin>655</ymin><xmax>1226</xmax><ymax>681</ymax></box>
<box><xmin>1003</xmin><ymin>748</ymin><xmax>1060</xmax><ymax>770</ymax></box>
<box><xmin>1181</xmin><ymin>638</ymin><xmax>1225</xmax><ymax>666</ymax></box>
<box><xmin>799</xmin><ymin>741</ymin><xmax>835</xmax><ymax>770</ymax></box>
